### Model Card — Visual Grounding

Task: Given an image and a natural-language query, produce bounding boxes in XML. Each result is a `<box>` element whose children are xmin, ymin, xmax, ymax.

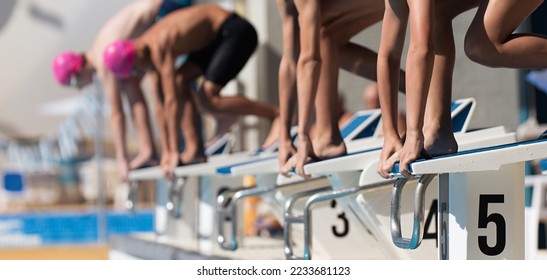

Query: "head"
<box><xmin>103</xmin><ymin>40</ymin><xmax>138</xmax><ymax>79</ymax></box>
<box><xmin>52</xmin><ymin>52</ymin><xmax>94</xmax><ymax>88</ymax></box>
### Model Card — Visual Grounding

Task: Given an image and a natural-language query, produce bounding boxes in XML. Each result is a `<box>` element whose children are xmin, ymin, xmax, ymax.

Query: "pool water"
<box><xmin>0</xmin><ymin>209</ymin><xmax>154</xmax><ymax>247</ymax></box>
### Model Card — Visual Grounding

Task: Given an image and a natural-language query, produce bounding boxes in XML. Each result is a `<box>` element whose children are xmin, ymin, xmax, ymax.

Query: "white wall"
<box><xmin>0</xmin><ymin>0</ymin><xmax>133</xmax><ymax>139</ymax></box>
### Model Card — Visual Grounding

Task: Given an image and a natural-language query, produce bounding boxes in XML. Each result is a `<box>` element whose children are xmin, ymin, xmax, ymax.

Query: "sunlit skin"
<box><xmin>378</xmin><ymin>0</ymin><xmax>547</xmax><ymax>179</ymax></box>
<box><xmin>276</xmin><ymin>0</ymin><xmax>397</xmax><ymax>179</ymax></box>
<box><xmin>465</xmin><ymin>0</ymin><xmax>547</xmax><ymax>69</ymax></box>
<box><xmin>278</xmin><ymin>0</ymin><xmax>472</xmax><ymax>179</ymax></box>
<box><xmin>130</xmin><ymin>4</ymin><xmax>280</xmax><ymax>178</ymax></box>
<box><xmin>68</xmin><ymin>0</ymin><xmax>165</xmax><ymax>181</ymax></box>
<box><xmin>377</xmin><ymin>0</ymin><xmax>482</xmax><ymax>179</ymax></box>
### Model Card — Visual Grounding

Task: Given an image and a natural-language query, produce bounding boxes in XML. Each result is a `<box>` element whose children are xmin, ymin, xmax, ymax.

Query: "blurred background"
<box><xmin>0</xmin><ymin>0</ymin><xmax>545</xmax><ymax>259</ymax></box>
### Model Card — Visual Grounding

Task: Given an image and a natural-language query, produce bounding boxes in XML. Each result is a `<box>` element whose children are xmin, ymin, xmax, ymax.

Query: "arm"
<box><xmin>148</xmin><ymin>71</ymin><xmax>170</xmax><ymax>165</ymax></box>
<box><xmin>100</xmin><ymin>70</ymin><xmax>130</xmax><ymax>180</ymax></box>
<box><xmin>276</xmin><ymin>0</ymin><xmax>299</xmax><ymax>171</ymax></box>
<box><xmin>124</xmin><ymin>77</ymin><xmax>157</xmax><ymax>169</ymax></box>
<box><xmin>293</xmin><ymin>0</ymin><xmax>321</xmax><ymax>140</ymax></box>
<box><xmin>398</xmin><ymin>0</ymin><xmax>435</xmax><ymax>177</ymax></box>
<box><xmin>376</xmin><ymin>0</ymin><xmax>408</xmax><ymax>178</ymax></box>
<box><xmin>155</xmin><ymin>50</ymin><xmax>180</xmax><ymax>177</ymax></box>
<box><xmin>289</xmin><ymin>0</ymin><xmax>321</xmax><ymax>179</ymax></box>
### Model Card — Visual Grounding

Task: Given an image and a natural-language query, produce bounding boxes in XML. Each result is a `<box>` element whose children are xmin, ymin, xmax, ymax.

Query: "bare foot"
<box><xmin>179</xmin><ymin>150</ymin><xmax>207</xmax><ymax>165</ymax></box>
<box><xmin>129</xmin><ymin>153</ymin><xmax>158</xmax><ymax>169</ymax></box>
<box><xmin>312</xmin><ymin>141</ymin><xmax>347</xmax><ymax>161</ymax></box>
<box><xmin>424</xmin><ymin>130</ymin><xmax>458</xmax><ymax>157</ymax></box>
<box><xmin>261</xmin><ymin>116</ymin><xmax>281</xmax><ymax>150</ymax></box>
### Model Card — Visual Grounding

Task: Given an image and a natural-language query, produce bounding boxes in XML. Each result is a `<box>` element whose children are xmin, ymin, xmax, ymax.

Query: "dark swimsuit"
<box><xmin>186</xmin><ymin>13</ymin><xmax>258</xmax><ymax>86</ymax></box>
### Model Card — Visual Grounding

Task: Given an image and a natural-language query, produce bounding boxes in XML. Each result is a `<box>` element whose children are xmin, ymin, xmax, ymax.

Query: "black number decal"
<box><xmin>478</xmin><ymin>194</ymin><xmax>506</xmax><ymax>256</ymax></box>
<box><xmin>330</xmin><ymin>200</ymin><xmax>349</xmax><ymax>237</ymax></box>
<box><xmin>423</xmin><ymin>199</ymin><xmax>438</xmax><ymax>247</ymax></box>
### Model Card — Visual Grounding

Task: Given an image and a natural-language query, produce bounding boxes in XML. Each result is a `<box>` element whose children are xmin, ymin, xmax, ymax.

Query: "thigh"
<box><xmin>320</xmin><ymin>0</ymin><xmax>384</xmax><ymax>45</ymax></box>
<box><xmin>469</xmin><ymin>0</ymin><xmax>543</xmax><ymax>43</ymax></box>
<box><xmin>124</xmin><ymin>77</ymin><xmax>146</xmax><ymax>105</ymax></box>
<box><xmin>204</xmin><ymin>15</ymin><xmax>258</xmax><ymax>87</ymax></box>
<box><xmin>174</xmin><ymin>61</ymin><xmax>202</xmax><ymax>85</ymax></box>
<box><xmin>435</xmin><ymin>0</ymin><xmax>479</xmax><ymax>20</ymax></box>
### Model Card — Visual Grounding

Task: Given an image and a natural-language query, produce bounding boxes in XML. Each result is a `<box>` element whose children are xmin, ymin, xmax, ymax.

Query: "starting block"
<box><xmin>214</xmin><ymin>109</ymin><xmax>384</xmax><ymax>253</ymax></box>
<box><xmin>291</xmin><ymin>126</ymin><xmax>515</xmax><ymax>259</ymax></box>
<box><xmin>388</xmin><ymin>136</ymin><xmax>547</xmax><ymax>259</ymax></box>
<box><xmin>126</xmin><ymin>132</ymin><xmax>241</xmax><ymax>219</ymax></box>
<box><xmin>215</xmin><ymin>98</ymin><xmax>478</xmax><ymax>259</ymax></box>
<box><xmin>126</xmin><ymin>126</ymin><xmax>301</xmax><ymax>257</ymax></box>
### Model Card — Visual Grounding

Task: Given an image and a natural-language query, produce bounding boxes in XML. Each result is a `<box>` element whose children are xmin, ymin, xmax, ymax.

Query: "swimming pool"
<box><xmin>0</xmin><ymin>209</ymin><xmax>154</xmax><ymax>247</ymax></box>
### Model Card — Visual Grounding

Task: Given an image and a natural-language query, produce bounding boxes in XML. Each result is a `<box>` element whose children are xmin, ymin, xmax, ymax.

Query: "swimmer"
<box><xmin>103</xmin><ymin>4</ymin><xmax>280</xmax><ymax>177</ymax></box>
<box><xmin>376</xmin><ymin>0</ymin><xmax>481</xmax><ymax>179</ymax></box>
<box><xmin>276</xmin><ymin>0</ymin><xmax>406</xmax><ymax>179</ymax></box>
<box><xmin>52</xmin><ymin>0</ymin><xmax>192</xmax><ymax>181</ymax></box>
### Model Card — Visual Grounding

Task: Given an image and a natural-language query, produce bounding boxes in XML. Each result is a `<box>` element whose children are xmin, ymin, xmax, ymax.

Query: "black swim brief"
<box><xmin>186</xmin><ymin>13</ymin><xmax>258</xmax><ymax>87</ymax></box>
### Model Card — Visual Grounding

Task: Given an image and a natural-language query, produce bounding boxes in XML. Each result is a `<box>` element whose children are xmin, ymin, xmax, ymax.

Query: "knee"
<box><xmin>319</xmin><ymin>26</ymin><xmax>338</xmax><ymax>45</ymax></box>
<box><xmin>464</xmin><ymin>31</ymin><xmax>503</xmax><ymax>67</ymax></box>
<box><xmin>195</xmin><ymin>89</ymin><xmax>221</xmax><ymax>114</ymax></box>
<box><xmin>175</xmin><ymin>73</ymin><xmax>193</xmax><ymax>88</ymax></box>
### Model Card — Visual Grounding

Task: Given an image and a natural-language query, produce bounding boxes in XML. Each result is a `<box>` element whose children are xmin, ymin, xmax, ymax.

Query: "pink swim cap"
<box><xmin>103</xmin><ymin>40</ymin><xmax>136</xmax><ymax>78</ymax></box>
<box><xmin>52</xmin><ymin>52</ymin><xmax>83</xmax><ymax>85</ymax></box>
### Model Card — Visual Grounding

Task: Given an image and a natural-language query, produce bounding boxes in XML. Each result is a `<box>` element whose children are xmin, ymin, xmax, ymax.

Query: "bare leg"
<box><xmin>465</xmin><ymin>0</ymin><xmax>547</xmax><ymax>68</ymax></box>
<box><xmin>310</xmin><ymin>31</ymin><xmax>346</xmax><ymax>161</ymax></box>
<box><xmin>174</xmin><ymin>64</ymin><xmax>207</xmax><ymax>164</ymax></box>
<box><xmin>276</xmin><ymin>0</ymin><xmax>299</xmax><ymax>172</ymax></box>
<box><xmin>280</xmin><ymin>28</ymin><xmax>348</xmax><ymax>179</ymax></box>
<box><xmin>424</xmin><ymin>0</ymin><xmax>479</xmax><ymax>156</ymax></box>
<box><xmin>196</xmin><ymin>80</ymin><xmax>280</xmax><ymax>149</ymax></box>
<box><xmin>149</xmin><ymin>73</ymin><xmax>170</xmax><ymax>170</ymax></box>
<box><xmin>377</xmin><ymin>0</ymin><xmax>408</xmax><ymax>178</ymax></box>
<box><xmin>393</xmin><ymin>0</ymin><xmax>436</xmax><ymax>178</ymax></box>
<box><xmin>340</xmin><ymin>43</ymin><xmax>407</xmax><ymax>93</ymax></box>
<box><xmin>178</xmin><ymin>88</ymin><xmax>206</xmax><ymax>164</ymax></box>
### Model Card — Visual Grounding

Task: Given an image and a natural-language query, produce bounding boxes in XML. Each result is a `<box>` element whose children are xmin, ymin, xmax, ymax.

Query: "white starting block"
<box><xmin>386</xmin><ymin>135</ymin><xmax>547</xmax><ymax>259</ymax></box>
<box><xmin>214</xmin><ymin>98</ymin><xmax>478</xmax><ymax>259</ymax></box>
<box><xmin>126</xmin><ymin>129</ymin><xmax>290</xmax><ymax>216</ymax></box>
<box><xmin>125</xmin><ymin>126</ymin><xmax>302</xmax><ymax>257</ymax></box>
<box><xmin>290</xmin><ymin>126</ymin><xmax>515</xmax><ymax>259</ymax></box>
<box><xmin>214</xmin><ymin>109</ymin><xmax>384</xmax><ymax>252</ymax></box>
<box><xmin>126</xmin><ymin>132</ymin><xmax>239</xmax><ymax>217</ymax></box>
<box><xmin>277</xmin><ymin>98</ymin><xmax>477</xmax><ymax>259</ymax></box>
